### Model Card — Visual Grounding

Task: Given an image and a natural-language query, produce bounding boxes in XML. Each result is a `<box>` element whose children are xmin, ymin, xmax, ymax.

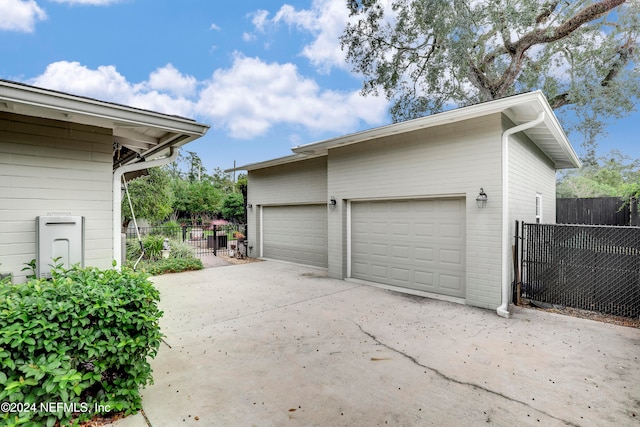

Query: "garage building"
<box><xmin>229</xmin><ymin>91</ymin><xmax>580</xmax><ymax>317</ymax></box>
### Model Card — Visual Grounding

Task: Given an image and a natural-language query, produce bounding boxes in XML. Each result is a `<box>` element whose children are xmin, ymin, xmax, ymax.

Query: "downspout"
<box><xmin>112</xmin><ymin>147</ymin><xmax>180</xmax><ymax>270</ymax></box>
<box><xmin>497</xmin><ymin>111</ymin><xmax>545</xmax><ymax>318</ymax></box>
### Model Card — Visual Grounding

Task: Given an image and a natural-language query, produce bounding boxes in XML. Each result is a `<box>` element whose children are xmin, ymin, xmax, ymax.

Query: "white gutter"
<box><xmin>112</xmin><ymin>147</ymin><xmax>180</xmax><ymax>270</ymax></box>
<box><xmin>497</xmin><ymin>111</ymin><xmax>546</xmax><ymax>318</ymax></box>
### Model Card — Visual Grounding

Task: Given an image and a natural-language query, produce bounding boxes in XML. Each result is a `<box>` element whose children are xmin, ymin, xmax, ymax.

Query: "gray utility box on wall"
<box><xmin>36</xmin><ymin>216</ymin><xmax>85</xmax><ymax>278</ymax></box>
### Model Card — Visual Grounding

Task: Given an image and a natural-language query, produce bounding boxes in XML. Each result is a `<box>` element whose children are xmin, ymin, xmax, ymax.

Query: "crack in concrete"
<box><xmin>355</xmin><ymin>322</ymin><xmax>580</xmax><ymax>427</ymax></box>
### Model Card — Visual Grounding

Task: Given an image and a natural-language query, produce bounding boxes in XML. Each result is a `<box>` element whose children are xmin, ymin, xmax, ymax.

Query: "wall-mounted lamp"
<box><xmin>329</xmin><ymin>197</ymin><xmax>337</xmax><ymax>206</ymax></box>
<box><xmin>247</xmin><ymin>204</ymin><xmax>253</xmax><ymax>209</ymax></box>
<box><xmin>476</xmin><ymin>188</ymin><xmax>488</xmax><ymax>208</ymax></box>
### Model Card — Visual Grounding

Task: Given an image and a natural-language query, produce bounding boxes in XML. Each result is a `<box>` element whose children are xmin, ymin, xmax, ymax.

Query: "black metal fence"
<box><xmin>556</xmin><ymin>197</ymin><xmax>639</xmax><ymax>226</ymax></box>
<box><xmin>125</xmin><ymin>224</ymin><xmax>247</xmax><ymax>258</ymax></box>
<box><xmin>520</xmin><ymin>222</ymin><xmax>640</xmax><ymax>318</ymax></box>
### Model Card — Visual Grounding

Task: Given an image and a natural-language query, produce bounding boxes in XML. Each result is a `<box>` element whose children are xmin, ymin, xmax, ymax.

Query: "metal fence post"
<box><xmin>213</xmin><ymin>224</ymin><xmax>217</xmax><ymax>256</ymax></box>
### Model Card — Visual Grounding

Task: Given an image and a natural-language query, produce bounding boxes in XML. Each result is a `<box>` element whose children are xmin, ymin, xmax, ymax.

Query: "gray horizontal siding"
<box><xmin>247</xmin><ymin>157</ymin><xmax>327</xmax><ymax>254</ymax></box>
<box><xmin>328</xmin><ymin>114</ymin><xmax>504</xmax><ymax>309</ymax></box>
<box><xmin>0</xmin><ymin>112</ymin><xmax>113</xmax><ymax>282</ymax></box>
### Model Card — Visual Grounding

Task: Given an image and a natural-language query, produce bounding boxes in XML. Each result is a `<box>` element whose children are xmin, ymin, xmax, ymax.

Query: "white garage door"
<box><xmin>262</xmin><ymin>205</ymin><xmax>328</xmax><ymax>268</ymax></box>
<box><xmin>351</xmin><ymin>198</ymin><xmax>466</xmax><ymax>297</ymax></box>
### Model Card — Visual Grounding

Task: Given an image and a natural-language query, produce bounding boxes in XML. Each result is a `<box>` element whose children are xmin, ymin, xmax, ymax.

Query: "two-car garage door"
<box><xmin>351</xmin><ymin>198</ymin><xmax>466</xmax><ymax>298</ymax></box>
<box><xmin>262</xmin><ymin>205</ymin><xmax>328</xmax><ymax>268</ymax></box>
<box><xmin>260</xmin><ymin>198</ymin><xmax>465</xmax><ymax>298</ymax></box>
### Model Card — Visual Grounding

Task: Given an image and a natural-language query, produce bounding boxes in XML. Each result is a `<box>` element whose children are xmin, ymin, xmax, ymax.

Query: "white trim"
<box><xmin>345</xmin><ymin>278</ymin><xmax>466</xmax><ymax>306</ymax></box>
<box><xmin>230</xmin><ymin>91</ymin><xmax>580</xmax><ymax>172</ymax></box>
<box><xmin>346</xmin><ymin>200</ymin><xmax>352</xmax><ymax>278</ymax></box>
<box><xmin>536</xmin><ymin>193</ymin><xmax>543</xmax><ymax>223</ymax></box>
<box><xmin>497</xmin><ymin>112</ymin><xmax>546</xmax><ymax>318</ymax></box>
<box><xmin>259</xmin><ymin>205</ymin><xmax>264</xmax><ymax>258</ymax></box>
<box><xmin>113</xmin><ymin>147</ymin><xmax>180</xmax><ymax>270</ymax></box>
<box><xmin>345</xmin><ymin>193</ymin><xmax>466</xmax><ymax>203</ymax></box>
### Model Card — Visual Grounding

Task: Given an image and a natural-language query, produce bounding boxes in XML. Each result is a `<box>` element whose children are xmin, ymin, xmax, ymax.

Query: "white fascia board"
<box><xmin>0</xmin><ymin>80</ymin><xmax>209</xmax><ymax>137</ymax></box>
<box><xmin>291</xmin><ymin>91</ymin><xmax>580</xmax><ymax>169</ymax></box>
<box><xmin>225</xmin><ymin>153</ymin><xmax>324</xmax><ymax>172</ymax></box>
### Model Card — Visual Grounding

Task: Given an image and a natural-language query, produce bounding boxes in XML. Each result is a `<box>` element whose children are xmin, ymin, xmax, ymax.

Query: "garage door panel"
<box><xmin>440</xmin><ymin>223</ymin><xmax>464</xmax><ymax>238</ymax></box>
<box><xmin>414</xmin><ymin>224</ymin><xmax>434</xmax><ymax>237</ymax></box>
<box><xmin>414</xmin><ymin>247</ymin><xmax>434</xmax><ymax>261</ymax></box>
<box><xmin>263</xmin><ymin>205</ymin><xmax>327</xmax><ymax>268</ymax></box>
<box><xmin>439</xmin><ymin>274</ymin><xmax>464</xmax><ymax>292</ymax></box>
<box><xmin>391</xmin><ymin>267</ymin><xmax>410</xmax><ymax>282</ymax></box>
<box><xmin>391</xmin><ymin>245</ymin><xmax>410</xmax><ymax>258</ymax></box>
<box><xmin>414</xmin><ymin>270</ymin><xmax>434</xmax><ymax>287</ymax></box>
<box><xmin>440</xmin><ymin>249</ymin><xmax>463</xmax><ymax>265</ymax></box>
<box><xmin>351</xmin><ymin>198</ymin><xmax>465</xmax><ymax>298</ymax></box>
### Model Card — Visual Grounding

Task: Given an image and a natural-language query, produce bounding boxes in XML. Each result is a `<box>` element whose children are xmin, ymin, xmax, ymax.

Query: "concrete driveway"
<box><xmin>113</xmin><ymin>261</ymin><xmax>640</xmax><ymax>427</ymax></box>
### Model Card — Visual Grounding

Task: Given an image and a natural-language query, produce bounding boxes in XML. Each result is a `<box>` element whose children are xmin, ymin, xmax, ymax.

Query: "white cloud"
<box><xmin>27</xmin><ymin>58</ymin><xmax>388</xmax><ymax>140</ymax></box>
<box><xmin>250</xmin><ymin>9</ymin><xmax>269</xmax><ymax>32</ymax></box>
<box><xmin>49</xmin><ymin>0</ymin><xmax>121</xmax><ymax>5</ymax></box>
<box><xmin>147</xmin><ymin>64</ymin><xmax>197</xmax><ymax>98</ymax></box>
<box><xmin>28</xmin><ymin>61</ymin><xmax>195</xmax><ymax>117</ymax></box>
<box><xmin>210</xmin><ymin>22</ymin><xmax>220</xmax><ymax>31</ymax></box>
<box><xmin>0</xmin><ymin>0</ymin><xmax>47</xmax><ymax>32</ymax></box>
<box><xmin>242</xmin><ymin>32</ymin><xmax>255</xmax><ymax>42</ymax></box>
<box><xmin>195</xmin><ymin>53</ymin><xmax>387</xmax><ymax>138</ymax></box>
<box><xmin>271</xmin><ymin>0</ymin><xmax>352</xmax><ymax>72</ymax></box>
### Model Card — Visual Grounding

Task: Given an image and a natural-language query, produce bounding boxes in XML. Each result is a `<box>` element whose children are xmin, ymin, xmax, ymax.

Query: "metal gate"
<box><xmin>519</xmin><ymin>222</ymin><xmax>640</xmax><ymax>318</ymax></box>
<box><xmin>125</xmin><ymin>224</ymin><xmax>247</xmax><ymax>258</ymax></box>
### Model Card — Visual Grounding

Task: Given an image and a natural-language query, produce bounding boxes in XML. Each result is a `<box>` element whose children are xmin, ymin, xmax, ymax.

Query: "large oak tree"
<box><xmin>341</xmin><ymin>0</ymin><xmax>640</xmax><ymax>148</ymax></box>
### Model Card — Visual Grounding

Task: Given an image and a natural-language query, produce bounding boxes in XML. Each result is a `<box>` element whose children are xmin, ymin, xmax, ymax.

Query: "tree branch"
<box><xmin>494</xmin><ymin>0</ymin><xmax>627</xmax><ymax>97</ymax></box>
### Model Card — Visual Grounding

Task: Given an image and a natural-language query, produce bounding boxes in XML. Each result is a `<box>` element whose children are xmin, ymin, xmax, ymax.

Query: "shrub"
<box><xmin>0</xmin><ymin>265</ymin><xmax>163</xmax><ymax>426</ymax></box>
<box><xmin>165</xmin><ymin>239</ymin><xmax>196</xmax><ymax>259</ymax></box>
<box><xmin>135</xmin><ymin>258</ymin><xmax>203</xmax><ymax>275</ymax></box>
<box><xmin>126</xmin><ymin>236</ymin><xmax>197</xmax><ymax>265</ymax></box>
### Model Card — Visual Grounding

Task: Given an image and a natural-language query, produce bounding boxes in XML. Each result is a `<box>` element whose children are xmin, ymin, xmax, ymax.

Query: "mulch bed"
<box><xmin>522</xmin><ymin>300</ymin><xmax>640</xmax><ymax>329</ymax></box>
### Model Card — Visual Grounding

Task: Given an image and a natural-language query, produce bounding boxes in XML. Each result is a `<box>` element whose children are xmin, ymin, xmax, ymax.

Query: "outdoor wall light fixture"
<box><xmin>476</xmin><ymin>188</ymin><xmax>488</xmax><ymax>208</ymax></box>
<box><xmin>247</xmin><ymin>204</ymin><xmax>253</xmax><ymax>209</ymax></box>
<box><xmin>329</xmin><ymin>197</ymin><xmax>337</xmax><ymax>206</ymax></box>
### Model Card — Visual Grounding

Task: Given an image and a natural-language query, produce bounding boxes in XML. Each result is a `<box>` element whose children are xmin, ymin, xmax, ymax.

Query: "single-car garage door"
<box><xmin>262</xmin><ymin>204</ymin><xmax>328</xmax><ymax>268</ymax></box>
<box><xmin>351</xmin><ymin>198</ymin><xmax>465</xmax><ymax>297</ymax></box>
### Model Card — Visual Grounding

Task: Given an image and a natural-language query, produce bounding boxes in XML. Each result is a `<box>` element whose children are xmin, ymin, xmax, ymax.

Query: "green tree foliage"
<box><xmin>557</xmin><ymin>151</ymin><xmax>640</xmax><ymax>197</ymax></box>
<box><xmin>170</xmin><ymin>179</ymin><xmax>223</xmax><ymax>224</ymax></box>
<box><xmin>342</xmin><ymin>0</ymin><xmax>640</xmax><ymax>144</ymax></box>
<box><xmin>220</xmin><ymin>192</ymin><xmax>246</xmax><ymax>223</ymax></box>
<box><xmin>121</xmin><ymin>167</ymin><xmax>173</xmax><ymax>230</ymax></box>
<box><xmin>211</xmin><ymin>167</ymin><xmax>236</xmax><ymax>194</ymax></box>
<box><xmin>185</xmin><ymin>151</ymin><xmax>204</xmax><ymax>182</ymax></box>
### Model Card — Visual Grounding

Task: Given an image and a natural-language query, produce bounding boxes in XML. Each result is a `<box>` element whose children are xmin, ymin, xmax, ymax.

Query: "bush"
<box><xmin>164</xmin><ymin>239</ymin><xmax>196</xmax><ymax>259</ymax></box>
<box><xmin>0</xmin><ymin>266</ymin><xmax>163</xmax><ymax>426</ymax></box>
<box><xmin>134</xmin><ymin>258</ymin><xmax>203</xmax><ymax>275</ymax></box>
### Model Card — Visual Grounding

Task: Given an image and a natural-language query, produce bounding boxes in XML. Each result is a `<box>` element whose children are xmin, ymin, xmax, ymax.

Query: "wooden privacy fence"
<box><xmin>556</xmin><ymin>197</ymin><xmax>639</xmax><ymax>226</ymax></box>
<box><xmin>519</xmin><ymin>222</ymin><xmax>640</xmax><ymax>318</ymax></box>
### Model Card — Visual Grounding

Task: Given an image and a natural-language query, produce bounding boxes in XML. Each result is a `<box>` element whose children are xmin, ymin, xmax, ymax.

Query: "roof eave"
<box><xmin>0</xmin><ymin>80</ymin><xmax>210</xmax><ymax>166</ymax></box>
<box><xmin>225</xmin><ymin>153</ymin><xmax>323</xmax><ymax>172</ymax></box>
<box><xmin>291</xmin><ymin>91</ymin><xmax>581</xmax><ymax>170</ymax></box>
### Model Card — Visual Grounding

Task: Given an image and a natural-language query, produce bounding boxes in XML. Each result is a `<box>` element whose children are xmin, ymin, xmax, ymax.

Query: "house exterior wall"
<box><xmin>327</xmin><ymin>114</ymin><xmax>505</xmax><ymax>309</ymax></box>
<box><xmin>506</xmin><ymin>117</ymin><xmax>557</xmax><ymax>226</ymax></box>
<box><xmin>246</xmin><ymin>156</ymin><xmax>327</xmax><ymax>257</ymax></box>
<box><xmin>243</xmin><ymin>112</ymin><xmax>562</xmax><ymax>312</ymax></box>
<box><xmin>0</xmin><ymin>112</ymin><xmax>113</xmax><ymax>282</ymax></box>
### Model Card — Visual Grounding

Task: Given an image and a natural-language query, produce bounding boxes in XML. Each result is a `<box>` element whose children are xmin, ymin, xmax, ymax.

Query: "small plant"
<box><xmin>21</xmin><ymin>259</ymin><xmax>37</xmax><ymax>279</ymax></box>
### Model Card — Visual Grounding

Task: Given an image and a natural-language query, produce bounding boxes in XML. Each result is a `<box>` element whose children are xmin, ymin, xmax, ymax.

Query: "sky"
<box><xmin>1</xmin><ymin>0</ymin><xmax>638</xmax><ymax>176</ymax></box>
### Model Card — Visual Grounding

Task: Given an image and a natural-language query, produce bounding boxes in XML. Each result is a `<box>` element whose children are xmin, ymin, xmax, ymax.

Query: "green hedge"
<box><xmin>134</xmin><ymin>258</ymin><xmax>203</xmax><ymax>275</ymax></box>
<box><xmin>0</xmin><ymin>265</ymin><xmax>163</xmax><ymax>426</ymax></box>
